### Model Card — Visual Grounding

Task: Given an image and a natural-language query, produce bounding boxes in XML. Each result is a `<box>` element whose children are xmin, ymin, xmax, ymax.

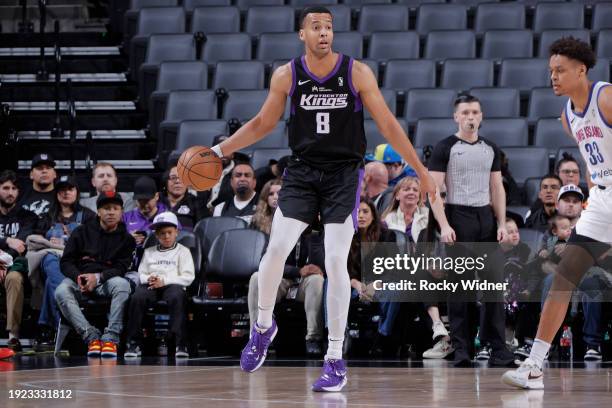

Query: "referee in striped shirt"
<box><xmin>428</xmin><ymin>94</ymin><xmax>514</xmax><ymax>367</ymax></box>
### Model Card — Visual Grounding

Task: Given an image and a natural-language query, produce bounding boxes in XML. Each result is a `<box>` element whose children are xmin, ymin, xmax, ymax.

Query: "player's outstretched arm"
<box><xmin>353</xmin><ymin>60</ymin><xmax>436</xmax><ymax>202</ymax></box>
<box><xmin>215</xmin><ymin>64</ymin><xmax>292</xmax><ymax>157</ymax></box>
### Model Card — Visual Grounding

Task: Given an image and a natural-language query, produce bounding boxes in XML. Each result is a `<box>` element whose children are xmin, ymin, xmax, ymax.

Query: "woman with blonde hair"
<box><xmin>251</xmin><ymin>179</ymin><xmax>282</xmax><ymax>235</ymax></box>
<box><xmin>381</xmin><ymin>176</ymin><xmax>429</xmax><ymax>243</ymax></box>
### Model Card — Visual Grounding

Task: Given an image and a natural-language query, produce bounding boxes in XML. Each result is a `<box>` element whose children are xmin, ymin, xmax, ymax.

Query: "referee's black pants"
<box><xmin>445</xmin><ymin>204</ymin><xmax>507</xmax><ymax>362</ymax></box>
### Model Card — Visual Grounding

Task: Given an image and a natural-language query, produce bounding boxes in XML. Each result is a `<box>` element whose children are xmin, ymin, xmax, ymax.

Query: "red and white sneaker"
<box><xmin>501</xmin><ymin>358</ymin><xmax>544</xmax><ymax>389</ymax></box>
<box><xmin>101</xmin><ymin>341</ymin><xmax>118</xmax><ymax>358</ymax></box>
<box><xmin>87</xmin><ymin>340</ymin><xmax>102</xmax><ymax>357</ymax></box>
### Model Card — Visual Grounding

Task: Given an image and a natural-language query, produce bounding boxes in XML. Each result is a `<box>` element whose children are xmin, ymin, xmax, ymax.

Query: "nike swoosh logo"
<box><xmin>298</xmin><ymin>80</ymin><xmax>311</xmax><ymax>85</ymax></box>
<box><xmin>528</xmin><ymin>373</ymin><xmax>542</xmax><ymax>380</ymax></box>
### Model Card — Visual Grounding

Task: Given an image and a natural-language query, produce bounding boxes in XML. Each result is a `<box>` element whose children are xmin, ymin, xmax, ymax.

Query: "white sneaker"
<box><xmin>423</xmin><ymin>338</ymin><xmax>454</xmax><ymax>359</ymax></box>
<box><xmin>501</xmin><ymin>358</ymin><xmax>544</xmax><ymax>390</ymax></box>
<box><xmin>584</xmin><ymin>348</ymin><xmax>602</xmax><ymax>361</ymax></box>
<box><xmin>432</xmin><ymin>320</ymin><xmax>449</xmax><ymax>341</ymax></box>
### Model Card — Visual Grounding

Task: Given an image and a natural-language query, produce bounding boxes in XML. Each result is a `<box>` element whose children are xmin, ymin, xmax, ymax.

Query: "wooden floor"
<box><xmin>0</xmin><ymin>358</ymin><xmax>611</xmax><ymax>407</ymax></box>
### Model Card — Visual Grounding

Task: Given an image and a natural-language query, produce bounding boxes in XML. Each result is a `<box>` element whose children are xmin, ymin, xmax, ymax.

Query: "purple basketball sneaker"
<box><xmin>240</xmin><ymin>320</ymin><xmax>278</xmax><ymax>372</ymax></box>
<box><xmin>312</xmin><ymin>359</ymin><xmax>348</xmax><ymax>392</ymax></box>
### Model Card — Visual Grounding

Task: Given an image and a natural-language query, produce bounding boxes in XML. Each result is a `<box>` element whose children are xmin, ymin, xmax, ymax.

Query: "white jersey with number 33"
<box><xmin>565</xmin><ymin>81</ymin><xmax>612</xmax><ymax>186</ymax></box>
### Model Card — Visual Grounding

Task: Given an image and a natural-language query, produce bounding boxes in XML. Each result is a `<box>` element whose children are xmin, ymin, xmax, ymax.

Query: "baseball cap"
<box><xmin>55</xmin><ymin>175</ymin><xmax>78</xmax><ymax>190</ymax></box>
<box><xmin>150</xmin><ymin>211</ymin><xmax>179</xmax><ymax>230</ymax></box>
<box><xmin>133</xmin><ymin>176</ymin><xmax>158</xmax><ymax>200</ymax></box>
<box><xmin>557</xmin><ymin>184</ymin><xmax>584</xmax><ymax>201</ymax></box>
<box><xmin>31</xmin><ymin>153</ymin><xmax>56</xmax><ymax>169</ymax></box>
<box><xmin>364</xmin><ymin>144</ymin><xmax>402</xmax><ymax>164</ymax></box>
<box><xmin>96</xmin><ymin>191</ymin><xmax>124</xmax><ymax>209</ymax></box>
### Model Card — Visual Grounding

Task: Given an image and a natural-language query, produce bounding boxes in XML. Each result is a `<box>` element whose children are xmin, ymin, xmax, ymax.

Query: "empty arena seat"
<box><xmin>357</xmin><ymin>5</ymin><xmax>409</xmax><ymax>35</ymax></box>
<box><xmin>404</xmin><ymin>89</ymin><xmax>455</xmax><ymax>124</ymax></box>
<box><xmin>424</xmin><ymin>30</ymin><xmax>476</xmax><ymax>60</ymax></box>
<box><xmin>591</xmin><ymin>58</ymin><xmax>611</xmax><ymax>83</ymax></box>
<box><xmin>257</xmin><ymin>33</ymin><xmax>303</xmax><ymax>63</ymax></box>
<box><xmin>246</xmin><ymin>6</ymin><xmax>295</xmax><ymax>36</ymax></box>
<box><xmin>213</xmin><ymin>61</ymin><xmax>265</xmax><ymax>90</ymax></box>
<box><xmin>364</xmin><ymin>119</ymin><xmax>387</xmax><ymax>151</ymax></box>
<box><xmin>223</xmin><ymin>90</ymin><xmax>268</xmax><ymax>121</ymax></box>
<box><xmin>289</xmin><ymin>0</ymin><xmax>338</xmax><ymax>6</ymax></box>
<box><xmin>367</xmin><ymin>31</ymin><xmax>419</xmax><ymax>61</ymax></box>
<box><xmin>479</xmin><ymin>118</ymin><xmax>528</xmax><ymax>147</ymax></box>
<box><xmin>345</xmin><ymin>0</ymin><xmax>392</xmax><ymax>8</ymax></box>
<box><xmin>413</xmin><ymin>119</ymin><xmax>457</xmax><ymax>148</ymax></box>
<box><xmin>528</xmin><ymin>87</ymin><xmax>568</xmax><ymax>122</ymax></box>
<box><xmin>124</xmin><ymin>0</ymin><xmax>179</xmax><ymax>44</ymax></box>
<box><xmin>538</xmin><ymin>30</ymin><xmax>590</xmax><ymax>57</ymax></box>
<box><xmin>592</xmin><ymin>2</ymin><xmax>612</xmax><ymax>33</ymax></box>
<box><xmin>201</xmin><ymin>33</ymin><xmax>252</xmax><ymax>64</ymax></box>
<box><xmin>383</xmin><ymin>59</ymin><xmax>436</xmax><ymax>90</ymax></box>
<box><xmin>498</xmin><ymin>58</ymin><xmax>550</xmax><ymax>92</ymax></box>
<box><xmin>324</xmin><ymin>5</ymin><xmax>351</xmax><ymax>31</ymax></box>
<box><xmin>148</xmin><ymin>61</ymin><xmax>208</xmax><ymax>140</ymax></box>
<box><xmin>194</xmin><ymin>216</ymin><xmax>249</xmax><ymax>261</ymax></box>
<box><xmin>129</xmin><ymin>7</ymin><xmax>186</xmax><ymax>79</ymax></box>
<box><xmin>524</xmin><ymin>177</ymin><xmax>543</xmax><ymax>207</ymax></box>
<box><xmin>468</xmin><ymin>87</ymin><xmax>520</xmax><ymax>118</ymax></box>
<box><xmin>333</xmin><ymin>32</ymin><xmax>364</xmax><ymax>59</ymax></box>
<box><xmin>184</xmin><ymin>0</ymin><xmax>231</xmax><ymax>12</ymax></box>
<box><xmin>533</xmin><ymin>2</ymin><xmax>584</xmax><ymax>33</ymax></box>
<box><xmin>190</xmin><ymin>6</ymin><xmax>240</xmax><ymax>34</ymax></box>
<box><xmin>596</xmin><ymin>30</ymin><xmax>612</xmax><ymax>59</ymax></box>
<box><xmin>176</xmin><ymin>120</ymin><xmax>229</xmax><ymax>152</ymax></box>
<box><xmin>362</xmin><ymin>59</ymin><xmax>380</xmax><ymax>84</ymax></box>
<box><xmin>416</xmin><ymin>4</ymin><xmax>467</xmax><ymax>36</ymax></box>
<box><xmin>236</xmin><ymin>0</ymin><xmax>284</xmax><ymax>11</ymax></box>
<box><xmin>251</xmin><ymin>148</ymin><xmax>292</xmax><ymax>170</ymax></box>
<box><xmin>441</xmin><ymin>59</ymin><xmax>494</xmax><ymax>90</ymax></box>
<box><xmin>503</xmin><ymin>147</ymin><xmax>550</xmax><ymax>186</ymax></box>
<box><xmin>481</xmin><ymin>30</ymin><xmax>533</xmax><ymax>60</ymax></box>
<box><xmin>534</xmin><ymin>118</ymin><xmax>574</xmax><ymax>157</ymax></box>
<box><xmin>239</xmin><ymin>121</ymin><xmax>288</xmax><ymax>153</ymax></box>
<box><xmin>474</xmin><ymin>3</ymin><xmax>525</xmax><ymax>34</ymax></box>
<box><xmin>365</xmin><ymin>89</ymin><xmax>396</xmax><ymax>119</ymax></box>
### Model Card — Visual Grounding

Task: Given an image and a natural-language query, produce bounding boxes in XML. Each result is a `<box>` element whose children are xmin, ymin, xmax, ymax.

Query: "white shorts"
<box><xmin>575</xmin><ymin>185</ymin><xmax>612</xmax><ymax>243</ymax></box>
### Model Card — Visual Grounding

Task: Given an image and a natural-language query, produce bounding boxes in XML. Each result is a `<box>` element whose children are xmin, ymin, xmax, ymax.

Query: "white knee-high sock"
<box><xmin>323</xmin><ymin>215</ymin><xmax>354</xmax><ymax>360</ymax></box>
<box><xmin>256</xmin><ymin>208</ymin><xmax>308</xmax><ymax>330</ymax></box>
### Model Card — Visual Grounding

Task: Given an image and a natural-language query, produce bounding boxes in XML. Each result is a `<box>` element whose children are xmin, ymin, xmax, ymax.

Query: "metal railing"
<box><xmin>36</xmin><ymin>0</ymin><xmax>49</xmax><ymax>80</ymax></box>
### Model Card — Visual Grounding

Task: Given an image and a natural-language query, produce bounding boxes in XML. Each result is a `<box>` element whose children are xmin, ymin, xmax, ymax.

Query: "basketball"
<box><xmin>176</xmin><ymin>145</ymin><xmax>223</xmax><ymax>191</ymax></box>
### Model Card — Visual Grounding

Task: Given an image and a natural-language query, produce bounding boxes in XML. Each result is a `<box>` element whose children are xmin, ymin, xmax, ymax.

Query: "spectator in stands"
<box><xmin>555</xmin><ymin>153</ymin><xmax>582</xmax><ymax>187</ymax></box>
<box><xmin>0</xmin><ymin>170</ymin><xmax>38</xmax><ymax>351</ymax></box>
<box><xmin>248</xmin><ymin>180</ymin><xmax>325</xmax><ymax>355</ymax></box>
<box><xmin>255</xmin><ymin>155</ymin><xmax>290</xmax><ymax>194</ymax></box>
<box><xmin>381</xmin><ymin>177</ymin><xmax>428</xmax><ymax>243</ymax></box>
<box><xmin>160</xmin><ymin>165</ymin><xmax>206</xmax><ymax>231</ymax></box>
<box><xmin>28</xmin><ymin>175</ymin><xmax>96</xmax><ymax>348</ymax></box>
<box><xmin>524</xmin><ymin>175</ymin><xmax>562</xmax><ymax>232</ymax></box>
<box><xmin>367</xmin><ymin>144</ymin><xmax>416</xmax><ymax>187</ymax></box>
<box><xmin>555</xmin><ymin>184</ymin><xmax>583</xmax><ymax>228</ymax></box>
<box><xmin>124</xmin><ymin>212</ymin><xmax>194</xmax><ymax>359</ymax></box>
<box><xmin>213</xmin><ymin>163</ymin><xmax>258</xmax><ymax>224</ymax></box>
<box><xmin>18</xmin><ymin>153</ymin><xmax>57</xmax><ymax>217</ymax></box>
<box><xmin>80</xmin><ymin>162</ymin><xmax>135</xmax><ymax>212</ymax></box>
<box><xmin>362</xmin><ymin>161</ymin><xmax>388</xmax><ymax>208</ymax></box>
<box><xmin>499</xmin><ymin>150</ymin><xmax>522</xmax><ymax>205</ymax></box>
<box><xmin>55</xmin><ymin>191</ymin><xmax>134</xmax><ymax>358</ymax></box>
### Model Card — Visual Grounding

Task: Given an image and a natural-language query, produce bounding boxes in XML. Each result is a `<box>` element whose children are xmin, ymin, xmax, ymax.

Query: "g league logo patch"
<box><xmin>338</xmin><ymin>77</ymin><xmax>343</xmax><ymax>87</ymax></box>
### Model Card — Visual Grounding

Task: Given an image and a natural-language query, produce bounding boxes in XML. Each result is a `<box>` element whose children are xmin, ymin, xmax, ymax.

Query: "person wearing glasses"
<box><xmin>160</xmin><ymin>165</ymin><xmax>207</xmax><ymax>231</ymax></box>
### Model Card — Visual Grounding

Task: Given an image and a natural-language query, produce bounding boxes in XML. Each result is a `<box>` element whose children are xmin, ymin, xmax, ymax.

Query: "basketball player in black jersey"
<box><xmin>210</xmin><ymin>7</ymin><xmax>437</xmax><ymax>392</ymax></box>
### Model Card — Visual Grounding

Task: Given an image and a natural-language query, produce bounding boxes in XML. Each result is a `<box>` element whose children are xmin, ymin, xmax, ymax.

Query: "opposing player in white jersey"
<box><xmin>503</xmin><ymin>37</ymin><xmax>612</xmax><ymax>389</ymax></box>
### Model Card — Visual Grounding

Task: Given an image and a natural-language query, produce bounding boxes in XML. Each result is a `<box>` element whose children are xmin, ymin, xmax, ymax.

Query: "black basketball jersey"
<box><xmin>288</xmin><ymin>54</ymin><xmax>366</xmax><ymax>171</ymax></box>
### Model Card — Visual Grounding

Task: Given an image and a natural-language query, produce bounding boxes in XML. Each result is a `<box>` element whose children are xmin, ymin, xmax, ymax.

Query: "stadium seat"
<box><xmin>413</xmin><ymin>119</ymin><xmax>457</xmax><ymax>148</ymax></box>
<box><xmin>590</xmin><ymin>58</ymin><xmax>611</xmax><ymax>83</ymax></box>
<box><xmin>345</xmin><ymin>0</ymin><xmax>392</xmax><ymax>8</ymax></box>
<box><xmin>365</xmin><ymin>89</ymin><xmax>396</xmax><ymax>119</ymax></box>
<box><xmin>468</xmin><ymin>87</ymin><xmax>520</xmax><ymax>118</ymax></box>
<box><xmin>533</xmin><ymin>2</ymin><xmax>584</xmax><ymax>33</ymax></box>
<box><xmin>184</xmin><ymin>0</ymin><xmax>232</xmax><ymax>13</ymax></box>
<box><xmin>498</xmin><ymin>58</ymin><xmax>550</xmax><ymax>92</ymax></box>
<box><xmin>479</xmin><ymin>118</ymin><xmax>528</xmax><ymax>147</ymax></box>
<box><xmin>404</xmin><ymin>89</ymin><xmax>455</xmax><ymax>124</ymax></box>
<box><xmin>325</xmin><ymin>5</ymin><xmax>351</xmax><ymax>32</ymax></box>
<box><xmin>449</xmin><ymin>0</ymin><xmax>500</xmax><ymax>4</ymax></box>
<box><xmin>383</xmin><ymin>59</ymin><xmax>436</xmax><ymax>90</ymax></box>
<box><xmin>124</xmin><ymin>0</ymin><xmax>179</xmax><ymax>45</ymax></box>
<box><xmin>251</xmin><ymin>148</ymin><xmax>292</xmax><ymax>170</ymax></box>
<box><xmin>528</xmin><ymin>87</ymin><xmax>568</xmax><ymax>122</ymax></box>
<box><xmin>190</xmin><ymin>6</ymin><xmax>240</xmax><ymax>34</ymax></box>
<box><xmin>503</xmin><ymin>147</ymin><xmax>550</xmax><ymax>186</ymax></box>
<box><xmin>139</xmin><ymin>34</ymin><xmax>197</xmax><ymax>112</ymax></box>
<box><xmin>596</xmin><ymin>30</ymin><xmax>612</xmax><ymax>59</ymax></box>
<box><xmin>364</xmin><ymin>119</ymin><xmax>387</xmax><ymax>151</ymax></box>
<box><xmin>362</xmin><ymin>59</ymin><xmax>380</xmax><ymax>84</ymax></box>
<box><xmin>424</xmin><ymin>30</ymin><xmax>476</xmax><ymax>60</ymax></box>
<box><xmin>481</xmin><ymin>30</ymin><xmax>533</xmax><ymax>60</ymax></box>
<box><xmin>534</xmin><ymin>118</ymin><xmax>574</xmax><ymax>157</ymax></box>
<box><xmin>333</xmin><ymin>32</ymin><xmax>364</xmax><ymax>59</ymax></box>
<box><xmin>223</xmin><ymin>90</ymin><xmax>268</xmax><ymax>121</ymax></box>
<box><xmin>524</xmin><ymin>177</ymin><xmax>543</xmax><ymax>207</ymax></box>
<box><xmin>129</xmin><ymin>7</ymin><xmax>186</xmax><ymax>79</ymax></box>
<box><xmin>440</xmin><ymin>59</ymin><xmax>494</xmax><ymax>90</ymax></box>
<box><xmin>538</xmin><ymin>30</ymin><xmax>590</xmax><ymax>57</ymax></box>
<box><xmin>213</xmin><ymin>61</ymin><xmax>265</xmax><ymax>90</ymax></box>
<box><xmin>236</xmin><ymin>0</ymin><xmax>284</xmax><ymax>12</ymax></box>
<box><xmin>357</xmin><ymin>5</ymin><xmax>409</xmax><ymax>36</ymax></box>
<box><xmin>592</xmin><ymin>3</ymin><xmax>612</xmax><ymax>33</ymax></box>
<box><xmin>239</xmin><ymin>121</ymin><xmax>288</xmax><ymax>153</ymax></box>
<box><xmin>201</xmin><ymin>33</ymin><xmax>252</xmax><ymax>64</ymax></box>
<box><xmin>474</xmin><ymin>3</ymin><xmax>525</xmax><ymax>34</ymax></box>
<box><xmin>148</xmin><ymin>61</ymin><xmax>208</xmax><ymax>141</ymax></box>
<box><xmin>518</xmin><ymin>228</ymin><xmax>544</xmax><ymax>255</ymax></box>
<box><xmin>416</xmin><ymin>4</ymin><xmax>467</xmax><ymax>36</ymax></box>
<box><xmin>367</xmin><ymin>31</ymin><xmax>419</xmax><ymax>61</ymax></box>
<box><xmin>289</xmin><ymin>0</ymin><xmax>338</xmax><ymax>6</ymax></box>
<box><xmin>193</xmin><ymin>216</ymin><xmax>248</xmax><ymax>262</ymax></box>
<box><xmin>245</xmin><ymin>6</ymin><xmax>295</xmax><ymax>36</ymax></box>
<box><xmin>257</xmin><ymin>33</ymin><xmax>303</xmax><ymax>63</ymax></box>
<box><xmin>176</xmin><ymin>120</ymin><xmax>229</xmax><ymax>152</ymax></box>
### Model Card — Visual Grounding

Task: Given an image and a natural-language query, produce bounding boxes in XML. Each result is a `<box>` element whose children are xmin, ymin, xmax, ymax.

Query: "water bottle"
<box><xmin>560</xmin><ymin>325</ymin><xmax>573</xmax><ymax>360</ymax></box>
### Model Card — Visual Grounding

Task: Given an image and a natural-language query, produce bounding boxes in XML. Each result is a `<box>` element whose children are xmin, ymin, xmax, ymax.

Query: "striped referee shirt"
<box><xmin>428</xmin><ymin>135</ymin><xmax>501</xmax><ymax>207</ymax></box>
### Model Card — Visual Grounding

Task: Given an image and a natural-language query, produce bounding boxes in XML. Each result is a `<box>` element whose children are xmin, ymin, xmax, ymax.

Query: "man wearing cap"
<box><xmin>124</xmin><ymin>211</ymin><xmax>194</xmax><ymax>359</ymax></box>
<box><xmin>79</xmin><ymin>162</ymin><xmax>135</xmax><ymax>213</ymax></box>
<box><xmin>18</xmin><ymin>153</ymin><xmax>57</xmax><ymax>217</ymax></box>
<box><xmin>55</xmin><ymin>191</ymin><xmax>134</xmax><ymax>358</ymax></box>
<box><xmin>555</xmin><ymin>184</ymin><xmax>584</xmax><ymax>228</ymax></box>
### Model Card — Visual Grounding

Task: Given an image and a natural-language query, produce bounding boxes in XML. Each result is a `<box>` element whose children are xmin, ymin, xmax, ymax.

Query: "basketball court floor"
<box><xmin>1</xmin><ymin>355</ymin><xmax>611</xmax><ymax>407</ymax></box>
